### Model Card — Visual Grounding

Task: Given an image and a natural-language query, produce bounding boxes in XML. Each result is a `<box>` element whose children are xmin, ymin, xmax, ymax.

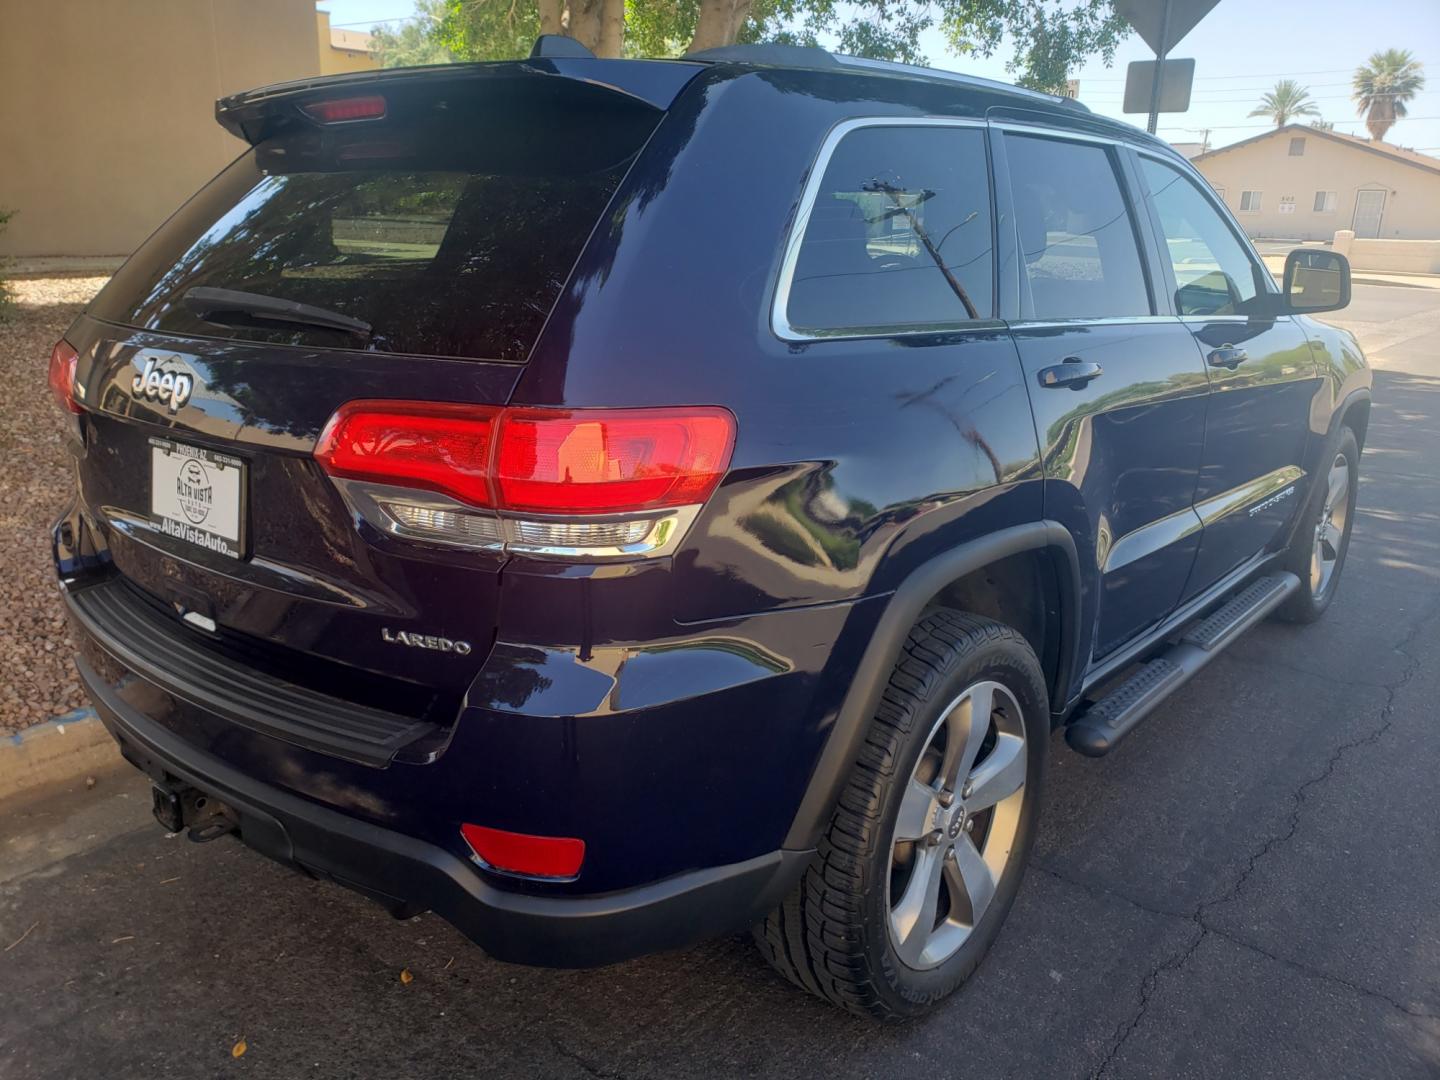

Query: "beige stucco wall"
<box><xmin>1194</xmin><ymin>131</ymin><xmax>1440</xmax><ymax>242</ymax></box>
<box><xmin>0</xmin><ymin>0</ymin><xmax>319</xmax><ymax>259</ymax></box>
<box><xmin>317</xmin><ymin>11</ymin><xmax>381</xmax><ymax>75</ymax></box>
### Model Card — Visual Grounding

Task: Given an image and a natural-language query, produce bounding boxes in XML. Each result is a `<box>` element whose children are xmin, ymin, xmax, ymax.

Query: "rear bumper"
<box><xmin>79</xmin><ymin>656</ymin><xmax>810</xmax><ymax>967</ymax></box>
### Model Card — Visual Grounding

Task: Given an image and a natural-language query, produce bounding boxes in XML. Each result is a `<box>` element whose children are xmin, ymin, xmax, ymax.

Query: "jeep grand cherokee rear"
<box><xmin>54</xmin><ymin>43</ymin><xmax>1367</xmax><ymax>1022</ymax></box>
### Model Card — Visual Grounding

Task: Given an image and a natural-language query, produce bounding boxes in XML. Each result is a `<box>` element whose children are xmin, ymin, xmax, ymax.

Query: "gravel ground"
<box><xmin>0</xmin><ymin>276</ymin><xmax>109</xmax><ymax>733</ymax></box>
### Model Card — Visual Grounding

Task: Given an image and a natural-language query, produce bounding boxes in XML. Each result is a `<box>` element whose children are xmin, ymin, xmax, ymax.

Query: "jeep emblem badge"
<box><xmin>381</xmin><ymin>627</ymin><xmax>473</xmax><ymax>656</ymax></box>
<box><xmin>131</xmin><ymin>355</ymin><xmax>196</xmax><ymax>414</ymax></box>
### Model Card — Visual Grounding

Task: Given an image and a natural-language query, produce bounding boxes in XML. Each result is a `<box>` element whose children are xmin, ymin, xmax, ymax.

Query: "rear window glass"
<box><xmin>89</xmin><ymin>90</ymin><xmax>654</xmax><ymax>362</ymax></box>
<box><xmin>783</xmin><ymin>124</ymin><xmax>995</xmax><ymax>335</ymax></box>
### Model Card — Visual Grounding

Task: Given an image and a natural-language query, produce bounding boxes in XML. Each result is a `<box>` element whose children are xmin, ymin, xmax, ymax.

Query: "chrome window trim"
<box><xmin>1010</xmin><ymin>315</ymin><xmax>1177</xmax><ymax>331</ymax></box>
<box><xmin>771</xmin><ymin>116</ymin><xmax>994</xmax><ymax>344</ymax></box>
<box><xmin>991</xmin><ymin>121</ymin><xmax>1133</xmax><ymax>147</ymax></box>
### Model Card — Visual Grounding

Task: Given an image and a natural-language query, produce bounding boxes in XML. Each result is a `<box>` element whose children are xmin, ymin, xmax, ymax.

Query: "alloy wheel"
<box><xmin>887</xmin><ymin>680</ymin><xmax>1027</xmax><ymax>970</ymax></box>
<box><xmin>1311</xmin><ymin>451</ymin><xmax>1351</xmax><ymax>599</ymax></box>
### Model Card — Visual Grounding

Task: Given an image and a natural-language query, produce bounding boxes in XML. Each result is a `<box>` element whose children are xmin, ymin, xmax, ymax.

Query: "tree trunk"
<box><xmin>563</xmin><ymin>0</ymin><xmax>604</xmax><ymax>52</ymax></box>
<box><xmin>537</xmin><ymin>0</ymin><xmax>563</xmax><ymax>37</ymax></box>
<box><xmin>596</xmin><ymin>0</ymin><xmax>624</xmax><ymax>57</ymax></box>
<box><xmin>1365</xmin><ymin>99</ymin><xmax>1395</xmax><ymax>141</ymax></box>
<box><xmin>686</xmin><ymin>0</ymin><xmax>754</xmax><ymax>53</ymax></box>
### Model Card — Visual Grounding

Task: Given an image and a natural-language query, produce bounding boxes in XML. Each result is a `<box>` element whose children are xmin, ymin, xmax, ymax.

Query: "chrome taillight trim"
<box><xmin>330</xmin><ymin>478</ymin><xmax>702</xmax><ymax>561</ymax></box>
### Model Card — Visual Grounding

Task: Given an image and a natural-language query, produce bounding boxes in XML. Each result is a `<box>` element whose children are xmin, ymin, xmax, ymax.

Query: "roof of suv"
<box><xmin>217</xmin><ymin>37</ymin><xmax>1170</xmax><ymax>157</ymax></box>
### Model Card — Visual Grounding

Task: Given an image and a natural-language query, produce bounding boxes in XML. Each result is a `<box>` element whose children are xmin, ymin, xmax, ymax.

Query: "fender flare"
<box><xmin>782</xmin><ymin>521</ymin><xmax>1082</xmax><ymax>850</ymax></box>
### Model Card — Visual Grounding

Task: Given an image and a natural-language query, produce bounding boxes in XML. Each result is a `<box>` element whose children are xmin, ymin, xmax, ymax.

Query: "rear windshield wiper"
<box><xmin>182</xmin><ymin>287</ymin><xmax>372</xmax><ymax>338</ymax></box>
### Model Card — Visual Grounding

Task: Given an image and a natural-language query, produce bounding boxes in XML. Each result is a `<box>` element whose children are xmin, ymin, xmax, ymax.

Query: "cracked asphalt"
<box><xmin>3</xmin><ymin>284</ymin><xmax>1439</xmax><ymax>1078</ymax></box>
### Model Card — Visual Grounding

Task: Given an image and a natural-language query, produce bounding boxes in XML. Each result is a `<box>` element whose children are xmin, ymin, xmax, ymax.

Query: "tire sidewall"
<box><xmin>864</xmin><ymin>628</ymin><xmax>1049</xmax><ymax>1015</ymax></box>
<box><xmin>1288</xmin><ymin>427</ymin><xmax>1360</xmax><ymax>619</ymax></box>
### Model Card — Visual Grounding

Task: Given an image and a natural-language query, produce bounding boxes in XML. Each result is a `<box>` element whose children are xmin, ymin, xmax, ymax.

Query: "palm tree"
<box><xmin>1248</xmin><ymin>80</ymin><xmax>1320</xmax><ymax>127</ymax></box>
<box><xmin>1353</xmin><ymin>49</ymin><xmax>1426</xmax><ymax>141</ymax></box>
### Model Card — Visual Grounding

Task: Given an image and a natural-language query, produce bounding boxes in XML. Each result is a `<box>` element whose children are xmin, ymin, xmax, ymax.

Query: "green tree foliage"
<box><xmin>426</xmin><ymin>0</ymin><xmax>1127</xmax><ymax>92</ymax></box>
<box><xmin>371</xmin><ymin>0</ymin><xmax>458</xmax><ymax>67</ymax></box>
<box><xmin>1353</xmin><ymin>49</ymin><xmax>1425</xmax><ymax>142</ymax></box>
<box><xmin>1247</xmin><ymin>80</ymin><xmax>1319</xmax><ymax>127</ymax></box>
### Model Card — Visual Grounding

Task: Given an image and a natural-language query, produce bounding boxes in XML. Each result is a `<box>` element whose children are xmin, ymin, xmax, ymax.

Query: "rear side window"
<box><xmin>782</xmin><ymin>124</ymin><xmax>995</xmax><ymax>336</ymax></box>
<box><xmin>1005</xmin><ymin>134</ymin><xmax>1151</xmax><ymax>320</ymax></box>
<box><xmin>89</xmin><ymin>92</ymin><xmax>656</xmax><ymax>362</ymax></box>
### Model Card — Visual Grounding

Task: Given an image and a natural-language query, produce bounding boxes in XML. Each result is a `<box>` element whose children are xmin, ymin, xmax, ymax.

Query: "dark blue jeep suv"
<box><xmin>51</xmin><ymin>39</ymin><xmax>1370</xmax><ymax>1018</ymax></box>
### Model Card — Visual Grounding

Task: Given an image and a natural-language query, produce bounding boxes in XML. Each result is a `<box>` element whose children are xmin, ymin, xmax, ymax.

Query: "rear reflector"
<box><xmin>302</xmin><ymin>95</ymin><xmax>387</xmax><ymax>124</ymax></box>
<box><xmin>460</xmin><ymin>823</ymin><xmax>585</xmax><ymax>879</ymax></box>
<box><xmin>48</xmin><ymin>340</ymin><xmax>82</xmax><ymax>414</ymax></box>
<box><xmin>315</xmin><ymin>402</ymin><xmax>735</xmax><ymax>515</ymax></box>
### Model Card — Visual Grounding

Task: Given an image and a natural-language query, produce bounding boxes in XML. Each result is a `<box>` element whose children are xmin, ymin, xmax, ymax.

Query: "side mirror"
<box><xmin>1283</xmin><ymin>249</ymin><xmax>1350</xmax><ymax>314</ymax></box>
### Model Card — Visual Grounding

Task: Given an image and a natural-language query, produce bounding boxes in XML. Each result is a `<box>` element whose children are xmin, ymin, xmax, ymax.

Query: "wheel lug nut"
<box><xmin>964</xmin><ymin>818</ymin><xmax>975</xmax><ymax>833</ymax></box>
<box><xmin>927</xmin><ymin>829</ymin><xmax>944</xmax><ymax>846</ymax></box>
<box><xmin>961</xmin><ymin>782</ymin><xmax>973</xmax><ymax>799</ymax></box>
<box><xmin>937</xmin><ymin>790</ymin><xmax>954</xmax><ymax>808</ymax></box>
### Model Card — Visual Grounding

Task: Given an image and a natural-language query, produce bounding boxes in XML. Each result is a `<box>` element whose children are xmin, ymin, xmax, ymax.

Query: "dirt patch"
<box><xmin>0</xmin><ymin>277</ymin><xmax>109</xmax><ymax>733</ymax></box>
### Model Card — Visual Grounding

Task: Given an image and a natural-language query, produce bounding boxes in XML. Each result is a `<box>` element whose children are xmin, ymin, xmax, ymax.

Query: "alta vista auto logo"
<box><xmin>131</xmin><ymin>355</ymin><xmax>196</xmax><ymax>414</ymax></box>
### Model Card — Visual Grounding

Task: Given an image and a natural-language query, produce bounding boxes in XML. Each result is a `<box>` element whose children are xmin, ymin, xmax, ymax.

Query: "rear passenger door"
<box><xmin>1133</xmin><ymin>154</ymin><xmax>1319</xmax><ymax>600</ymax></box>
<box><xmin>998</xmin><ymin>128</ymin><xmax>1211</xmax><ymax>662</ymax></box>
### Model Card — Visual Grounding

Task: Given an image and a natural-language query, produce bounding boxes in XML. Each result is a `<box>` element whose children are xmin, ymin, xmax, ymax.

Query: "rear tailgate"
<box><xmin>64</xmin><ymin>62</ymin><xmax>689</xmax><ymax>738</ymax></box>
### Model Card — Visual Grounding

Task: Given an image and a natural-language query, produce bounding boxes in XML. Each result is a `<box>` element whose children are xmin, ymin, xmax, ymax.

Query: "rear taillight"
<box><xmin>47</xmin><ymin>340</ymin><xmax>82</xmax><ymax>415</ymax></box>
<box><xmin>460</xmin><ymin>823</ymin><xmax>585</xmax><ymax>880</ymax></box>
<box><xmin>315</xmin><ymin>402</ymin><xmax>736</xmax><ymax>560</ymax></box>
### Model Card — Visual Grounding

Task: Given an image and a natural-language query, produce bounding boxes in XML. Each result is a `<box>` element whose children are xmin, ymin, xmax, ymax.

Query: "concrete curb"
<box><xmin>0</xmin><ymin>709</ymin><xmax>121</xmax><ymax>803</ymax></box>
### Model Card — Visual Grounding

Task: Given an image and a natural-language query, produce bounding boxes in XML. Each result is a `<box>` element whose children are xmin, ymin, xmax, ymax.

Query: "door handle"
<box><xmin>1208</xmin><ymin>346</ymin><xmax>1249</xmax><ymax>369</ymax></box>
<box><xmin>1037</xmin><ymin>357</ymin><xmax>1104</xmax><ymax>390</ymax></box>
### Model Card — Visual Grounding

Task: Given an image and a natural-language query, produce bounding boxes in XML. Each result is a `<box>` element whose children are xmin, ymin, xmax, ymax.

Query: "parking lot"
<box><xmin>2</xmin><ymin>282</ymin><xmax>1438</xmax><ymax>1079</ymax></box>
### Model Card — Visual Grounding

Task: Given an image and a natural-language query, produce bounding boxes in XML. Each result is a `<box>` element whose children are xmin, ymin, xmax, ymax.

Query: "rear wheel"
<box><xmin>1277</xmin><ymin>428</ymin><xmax>1359</xmax><ymax>623</ymax></box>
<box><xmin>754</xmin><ymin>610</ymin><xmax>1047</xmax><ymax>1019</ymax></box>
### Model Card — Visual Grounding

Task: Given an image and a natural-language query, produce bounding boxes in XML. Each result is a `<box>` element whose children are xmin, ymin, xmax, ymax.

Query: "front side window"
<box><xmin>784</xmin><ymin>125</ymin><xmax>995</xmax><ymax>335</ymax></box>
<box><xmin>1240</xmin><ymin>190</ymin><xmax>1263</xmax><ymax>212</ymax></box>
<box><xmin>1005</xmin><ymin>134</ymin><xmax>1151</xmax><ymax>320</ymax></box>
<box><xmin>1141</xmin><ymin>157</ymin><xmax>1265</xmax><ymax>317</ymax></box>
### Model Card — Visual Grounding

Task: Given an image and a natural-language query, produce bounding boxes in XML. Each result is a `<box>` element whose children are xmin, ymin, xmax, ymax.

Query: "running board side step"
<box><xmin>1066</xmin><ymin>572</ymin><xmax>1300</xmax><ymax>758</ymax></box>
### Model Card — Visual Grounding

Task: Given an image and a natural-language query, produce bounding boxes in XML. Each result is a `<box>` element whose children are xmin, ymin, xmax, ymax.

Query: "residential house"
<box><xmin>1191</xmin><ymin>124</ymin><xmax>1440</xmax><ymax>242</ymax></box>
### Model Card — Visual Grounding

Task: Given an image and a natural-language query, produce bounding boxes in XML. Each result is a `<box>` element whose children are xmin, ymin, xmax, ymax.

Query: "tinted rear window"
<box><xmin>89</xmin><ymin>85</ymin><xmax>657</xmax><ymax>362</ymax></box>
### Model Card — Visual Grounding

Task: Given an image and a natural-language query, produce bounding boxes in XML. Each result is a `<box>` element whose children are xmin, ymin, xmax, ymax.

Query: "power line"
<box><xmin>1073</xmin><ymin>67</ymin><xmax>1357</xmax><ymax>84</ymax></box>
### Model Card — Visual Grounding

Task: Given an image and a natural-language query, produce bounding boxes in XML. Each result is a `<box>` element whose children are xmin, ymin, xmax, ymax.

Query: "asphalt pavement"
<box><xmin>2</xmin><ymin>284</ymin><xmax>1438</xmax><ymax>1079</ymax></box>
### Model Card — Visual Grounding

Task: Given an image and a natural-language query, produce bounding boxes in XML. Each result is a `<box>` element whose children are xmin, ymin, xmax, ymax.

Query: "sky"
<box><xmin>316</xmin><ymin>0</ymin><xmax>1440</xmax><ymax>152</ymax></box>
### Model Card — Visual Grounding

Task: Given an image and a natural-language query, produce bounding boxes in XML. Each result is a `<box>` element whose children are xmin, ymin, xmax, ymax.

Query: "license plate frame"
<box><xmin>149</xmin><ymin>437</ymin><xmax>248</xmax><ymax>559</ymax></box>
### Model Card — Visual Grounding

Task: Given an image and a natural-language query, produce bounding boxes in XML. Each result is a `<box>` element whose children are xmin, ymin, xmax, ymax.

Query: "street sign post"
<box><xmin>1115</xmin><ymin>0</ymin><xmax>1220</xmax><ymax>133</ymax></box>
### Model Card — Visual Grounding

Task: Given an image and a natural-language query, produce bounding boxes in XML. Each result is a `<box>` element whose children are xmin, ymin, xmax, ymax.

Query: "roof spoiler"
<box><xmin>215</xmin><ymin>56</ymin><xmax>699</xmax><ymax>146</ymax></box>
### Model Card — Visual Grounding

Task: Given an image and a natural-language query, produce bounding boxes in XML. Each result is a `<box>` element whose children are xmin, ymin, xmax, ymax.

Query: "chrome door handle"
<box><xmin>1037</xmin><ymin>357</ymin><xmax>1104</xmax><ymax>390</ymax></box>
<box><xmin>1208</xmin><ymin>346</ymin><xmax>1249</xmax><ymax>369</ymax></box>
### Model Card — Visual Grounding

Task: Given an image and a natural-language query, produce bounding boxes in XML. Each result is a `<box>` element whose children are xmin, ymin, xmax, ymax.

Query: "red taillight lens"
<box><xmin>460</xmin><ymin>823</ymin><xmax>585</xmax><ymax>879</ymax></box>
<box><xmin>315</xmin><ymin>401</ymin><xmax>498</xmax><ymax>507</ymax></box>
<box><xmin>302</xmin><ymin>95</ymin><xmax>387</xmax><ymax>123</ymax></box>
<box><xmin>48</xmin><ymin>340</ymin><xmax>82</xmax><ymax>414</ymax></box>
<box><xmin>495</xmin><ymin>408</ymin><xmax>735</xmax><ymax>514</ymax></box>
<box><xmin>314</xmin><ymin>403</ymin><xmax>736</xmax><ymax>516</ymax></box>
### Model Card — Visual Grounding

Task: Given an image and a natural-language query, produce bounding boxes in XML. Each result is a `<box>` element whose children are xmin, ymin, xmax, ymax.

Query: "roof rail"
<box><xmin>530</xmin><ymin>34</ymin><xmax>596</xmax><ymax>59</ymax></box>
<box><xmin>832</xmin><ymin>54</ymin><xmax>1090</xmax><ymax>111</ymax></box>
<box><xmin>686</xmin><ymin>43</ymin><xmax>840</xmax><ymax>66</ymax></box>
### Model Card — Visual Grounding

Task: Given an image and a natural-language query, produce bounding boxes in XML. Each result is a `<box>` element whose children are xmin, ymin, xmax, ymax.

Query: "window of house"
<box><xmin>1140</xmin><ymin>157</ymin><xmax>1266</xmax><ymax>317</ymax></box>
<box><xmin>1289</xmin><ymin>137</ymin><xmax>1306</xmax><ymax>156</ymax></box>
<box><xmin>1314</xmin><ymin>191</ymin><xmax>1338</xmax><ymax>212</ymax></box>
<box><xmin>784</xmin><ymin>125</ymin><xmax>995</xmax><ymax>335</ymax></box>
<box><xmin>1239</xmin><ymin>190</ymin><xmax>1263</xmax><ymax>212</ymax></box>
<box><xmin>1212</xmin><ymin>186</ymin><xmax>1227</xmax><ymax>202</ymax></box>
<box><xmin>1279</xmin><ymin>195</ymin><xmax>1296</xmax><ymax>214</ymax></box>
<box><xmin>1004</xmin><ymin>134</ymin><xmax>1151</xmax><ymax>319</ymax></box>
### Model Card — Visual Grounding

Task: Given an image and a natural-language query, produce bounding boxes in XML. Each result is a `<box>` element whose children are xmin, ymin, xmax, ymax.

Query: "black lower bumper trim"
<box><xmin>78</xmin><ymin>656</ymin><xmax>811</xmax><ymax>968</ymax></box>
